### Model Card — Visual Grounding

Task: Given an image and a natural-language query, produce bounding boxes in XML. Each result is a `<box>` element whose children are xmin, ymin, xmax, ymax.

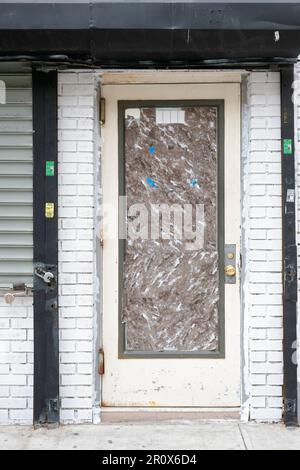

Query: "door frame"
<box><xmin>100</xmin><ymin>75</ymin><xmax>242</xmax><ymax>408</ymax></box>
<box><xmin>118</xmin><ymin>99</ymin><xmax>225</xmax><ymax>359</ymax></box>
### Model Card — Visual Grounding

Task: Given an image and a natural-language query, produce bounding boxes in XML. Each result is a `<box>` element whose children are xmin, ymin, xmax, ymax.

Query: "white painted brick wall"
<box><xmin>58</xmin><ymin>71</ymin><xmax>97</xmax><ymax>424</ymax></box>
<box><xmin>246</xmin><ymin>71</ymin><xmax>283</xmax><ymax>422</ymax></box>
<box><xmin>0</xmin><ymin>297</ymin><xmax>33</xmax><ymax>424</ymax></box>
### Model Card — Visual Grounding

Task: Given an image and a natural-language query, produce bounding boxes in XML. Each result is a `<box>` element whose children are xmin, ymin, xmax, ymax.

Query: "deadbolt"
<box><xmin>227</xmin><ymin>252</ymin><xmax>235</xmax><ymax>260</ymax></box>
<box><xmin>225</xmin><ymin>265</ymin><xmax>236</xmax><ymax>277</ymax></box>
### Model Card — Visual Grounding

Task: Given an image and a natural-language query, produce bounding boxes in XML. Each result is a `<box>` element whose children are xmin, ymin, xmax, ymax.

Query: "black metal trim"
<box><xmin>32</xmin><ymin>69</ymin><xmax>59</xmax><ymax>425</ymax></box>
<box><xmin>280</xmin><ymin>66</ymin><xmax>298</xmax><ymax>426</ymax></box>
<box><xmin>1</xmin><ymin>3</ymin><xmax>300</xmax><ymax>31</ymax></box>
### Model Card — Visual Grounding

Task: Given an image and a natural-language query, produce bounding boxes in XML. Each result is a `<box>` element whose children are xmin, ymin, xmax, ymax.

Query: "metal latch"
<box><xmin>2</xmin><ymin>283</ymin><xmax>32</xmax><ymax>304</ymax></box>
<box><xmin>285</xmin><ymin>263</ymin><xmax>297</xmax><ymax>284</ymax></box>
<box><xmin>35</xmin><ymin>266</ymin><xmax>55</xmax><ymax>284</ymax></box>
<box><xmin>98</xmin><ymin>348</ymin><xmax>105</xmax><ymax>375</ymax></box>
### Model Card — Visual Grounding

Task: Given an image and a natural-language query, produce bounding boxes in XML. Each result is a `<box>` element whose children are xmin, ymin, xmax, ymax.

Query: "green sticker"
<box><xmin>46</xmin><ymin>161</ymin><xmax>55</xmax><ymax>176</ymax></box>
<box><xmin>283</xmin><ymin>139</ymin><xmax>293</xmax><ymax>155</ymax></box>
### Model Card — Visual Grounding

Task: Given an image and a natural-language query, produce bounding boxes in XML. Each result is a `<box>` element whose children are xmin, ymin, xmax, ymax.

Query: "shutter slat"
<box><xmin>0</xmin><ymin>192</ymin><xmax>32</xmax><ymax>204</ymax></box>
<box><xmin>0</xmin><ymin>121</ymin><xmax>32</xmax><ymax>132</ymax></box>
<box><xmin>0</xmin><ymin>205</ymin><xmax>32</xmax><ymax>218</ymax></box>
<box><xmin>0</xmin><ymin>219</ymin><xmax>33</xmax><ymax>231</ymax></box>
<box><xmin>0</xmin><ymin>232</ymin><xmax>33</xmax><ymax>245</ymax></box>
<box><xmin>0</xmin><ymin>134</ymin><xmax>32</xmax><ymax>146</ymax></box>
<box><xmin>0</xmin><ymin>176</ymin><xmax>32</xmax><ymax>190</ymax></box>
<box><xmin>4</xmin><ymin>89</ymin><xmax>32</xmax><ymax>103</ymax></box>
<box><xmin>0</xmin><ymin>75</ymin><xmax>31</xmax><ymax>88</ymax></box>
<box><xmin>0</xmin><ymin>148</ymin><xmax>32</xmax><ymax>160</ymax></box>
<box><xmin>0</xmin><ymin>276</ymin><xmax>33</xmax><ymax>288</ymax></box>
<box><xmin>0</xmin><ymin>247</ymin><xmax>32</xmax><ymax>259</ymax></box>
<box><xmin>0</xmin><ymin>260</ymin><xmax>33</xmax><ymax>274</ymax></box>
<box><xmin>0</xmin><ymin>162</ymin><xmax>32</xmax><ymax>175</ymax></box>
<box><xmin>0</xmin><ymin>73</ymin><xmax>33</xmax><ymax>286</ymax></box>
<box><xmin>0</xmin><ymin>105</ymin><xmax>32</xmax><ymax>118</ymax></box>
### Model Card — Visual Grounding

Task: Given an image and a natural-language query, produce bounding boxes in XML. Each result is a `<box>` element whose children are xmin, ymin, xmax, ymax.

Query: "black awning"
<box><xmin>0</xmin><ymin>2</ymin><xmax>300</xmax><ymax>67</ymax></box>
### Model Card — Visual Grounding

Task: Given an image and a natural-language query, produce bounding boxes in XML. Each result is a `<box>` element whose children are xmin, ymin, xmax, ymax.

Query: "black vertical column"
<box><xmin>280</xmin><ymin>66</ymin><xmax>298</xmax><ymax>426</ymax></box>
<box><xmin>32</xmin><ymin>70</ymin><xmax>59</xmax><ymax>425</ymax></box>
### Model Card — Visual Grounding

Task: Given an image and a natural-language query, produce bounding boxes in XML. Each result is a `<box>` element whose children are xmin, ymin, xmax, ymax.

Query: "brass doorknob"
<box><xmin>225</xmin><ymin>265</ymin><xmax>236</xmax><ymax>277</ymax></box>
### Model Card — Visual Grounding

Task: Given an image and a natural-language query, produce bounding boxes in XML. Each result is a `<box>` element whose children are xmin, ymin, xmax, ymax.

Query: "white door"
<box><xmin>101</xmin><ymin>77</ymin><xmax>241</xmax><ymax>408</ymax></box>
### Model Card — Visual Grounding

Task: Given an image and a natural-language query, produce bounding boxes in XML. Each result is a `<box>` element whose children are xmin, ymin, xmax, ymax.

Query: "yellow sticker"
<box><xmin>45</xmin><ymin>202</ymin><xmax>55</xmax><ymax>218</ymax></box>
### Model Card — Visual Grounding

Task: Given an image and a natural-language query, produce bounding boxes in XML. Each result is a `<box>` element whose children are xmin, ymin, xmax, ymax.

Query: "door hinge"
<box><xmin>99</xmin><ymin>98</ymin><xmax>105</xmax><ymax>125</ymax></box>
<box><xmin>100</xmin><ymin>229</ymin><xmax>104</xmax><ymax>248</ymax></box>
<box><xmin>98</xmin><ymin>348</ymin><xmax>105</xmax><ymax>375</ymax></box>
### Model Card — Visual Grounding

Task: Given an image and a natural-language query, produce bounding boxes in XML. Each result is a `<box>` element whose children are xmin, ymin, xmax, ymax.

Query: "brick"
<box><xmin>250</xmin><ymin>374</ymin><xmax>266</xmax><ymax>385</ymax></box>
<box><xmin>267</xmin><ymin>374</ymin><xmax>284</xmax><ymax>386</ymax></box>
<box><xmin>267</xmin><ymin>328</ymin><xmax>283</xmax><ymax>340</ymax></box>
<box><xmin>76</xmin><ymin>409</ymin><xmax>93</xmax><ymax>421</ymax></box>
<box><xmin>268</xmin><ymin>351</ymin><xmax>283</xmax><ymax>362</ymax></box>
<box><xmin>10</xmin><ymin>387</ymin><xmax>33</xmax><ymax>398</ymax></box>
<box><xmin>0</xmin><ymin>387</ymin><xmax>9</xmax><ymax>397</ymax></box>
<box><xmin>252</xmin><ymin>386</ymin><xmax>282</xmax><ymax>397</ymax></box>
<box><xmin>58</xmin><ymin>73</ymin><xmax>79</xmax><ymax>84</ymax></box>
<box><xmin>10</xmin><ymin>364</ymin><xmax>33</xmax><ymax>375</ymax></box>
<box><xmin>250</xmin><ymin>408</ymin><xmax>282</xmax><ymax>421</ymax></box>
<box><xmin>61</xmin><ymin>398</ymin><xmax>92</xmax><ymax>409</ymax></box>
<box><xmin>60</xmin><ymin>329</ymin><xmax>92</xmax><ymax>341</ymax></box>
<box><xmin>250</xmin><ymin>317</ymin><xmax>282</xmax><ymax>329</ymax></box>
<box><xmin>76</xmin><ymin>341</ymin><xmax>93</xmax><ymax>352</ymax></box>
<box><xmin>0</xmin><ymin>330</ymin><xmax>26</xmax><ymax>340</ymax></box>
<box><xmin>0</xmin><ymin>353</ymin><xmax>27</xmax><ymax>364</ymax></box>
<box><xmin>0</xmin><ymin>398</ymin><xmax>27</xmax><ymax>409</ymax></box>
<box><xmin>11</xmin><ymin>318</ymin><xmax>33</xmax><ymax>329</ymax></box>
<box><xmin>60</xmin><ymin>386</ymin><xmax>93</xmax><ymax>398</ymax></box>
<box><xmin>11</xmin><ymin>341</ymin><xmax>33</xmax><ymax>353</ymax></box>
<box><xmin>250</xmin><ymin>362</ymin><xmax>283</xmax><ymax>374</ymax></box>
<box><xmin>268</xmin><ymin>396</ymin><xmax>283</xmax><ymax>408</ymax></box>
<box><xmin>9</xmin><ymin>409</ymin><xmax>33</xmax><ymax>422</ymax></box>
<box><xmin>60</xmin><ymin>409</ymin><xmax>75</xmax><ymax>421</ymax></box>
<box><xmin>60</xmin><ymin>364</ymin><xmax>77</xmax><ymax>374</ymax></box>
<box><xmin>0</xmin><ymin>375</ymin><xmax>27</xmax><ymax>386</ymax></box>
<box><xmin>77</xmin><ymin>363</ymin><xmax>93</xmax><ymax>374</ymax></box>
<box><xmin>60</xmin><ymin>352</ymin><xmax>92</xmax><ymax>364</ymax></box>
<box><xmin>59</xmin><ymin>341</ymin><xmax>77</xmax><ymax>352</ymax></box>
<box><xmin>250</xmin><ymin>328</ymin><xmax>267</xmax><ymax>339</ymax></box>
<box><xmin>61</xmin><ymin>374</ymin><xmax>92</xmax><ymax>386</ymax></box>
<box><xmin>0</xmin><ymin>364</ymin><xmax>9</xmax><ymax>374</ymax></box>
<box><xmin>250</xmin><ymin>351</ymin><xmax>266</xmax><ymax>362</ymax></box>
<box><xmin>0</xmin><ymin>410</ymin><xmax>9</xmax><ymax>424</ymax></box>
<box><xmin>252</xmin><ymin>397</ymin><xmax>266</xmax><ymax>408</ymax></box>
<box><xmin>62</xmin><ymin>84</ymin><xmax>94</xmax><ymax>96</ymax></box>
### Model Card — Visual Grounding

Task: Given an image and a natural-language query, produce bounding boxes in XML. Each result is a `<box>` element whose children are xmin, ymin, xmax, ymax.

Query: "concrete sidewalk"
<box><xmin>0</xmin><ymin>421</ymin><xmax>299</xmax><ymax>450</ymax></box>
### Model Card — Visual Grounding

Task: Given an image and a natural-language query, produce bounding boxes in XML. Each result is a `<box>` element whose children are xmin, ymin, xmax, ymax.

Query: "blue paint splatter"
<box><xmin>146</xmin><ymin>177</ymin><xmax>158</xmax><ymax>188</ymax></box>
<box><xmin>148</xmin><ymin>146</ymin><xmax>156</xmax><ymax>155</ymax></box>
<box><xmin>189</xmin><ymin>178</ymin><xmax>198</xmax><ymax>188</ymax></box>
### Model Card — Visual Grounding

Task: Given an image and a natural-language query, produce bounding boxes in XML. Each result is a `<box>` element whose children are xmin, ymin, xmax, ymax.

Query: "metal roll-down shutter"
<box><xmin>0</xmin><ymin>72</ymin><xmax>33</xmax><ymax>288</ymax></box>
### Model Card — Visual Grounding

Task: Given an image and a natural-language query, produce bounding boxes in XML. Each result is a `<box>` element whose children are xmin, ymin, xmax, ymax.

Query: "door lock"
<box><xmin>225</xmin><ymin>265</ymin><xmax>236</xmax><ymax>277</ymax></box>
<box><xmin>35</xmin><ymin>266</ymin><xmax>55</xmax><ymax>284</ymax></box>
<box><xmin>224</xmin><ymin>244</ymin><xmax>237</xmax><ymax>284</ymax></box>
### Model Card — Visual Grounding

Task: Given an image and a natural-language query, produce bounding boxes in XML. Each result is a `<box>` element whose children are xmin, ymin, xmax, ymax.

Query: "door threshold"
<box><xmin>100</xmin><ymin>407</ymin><xmax>241</xmax><ymax>423</ymax></box>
